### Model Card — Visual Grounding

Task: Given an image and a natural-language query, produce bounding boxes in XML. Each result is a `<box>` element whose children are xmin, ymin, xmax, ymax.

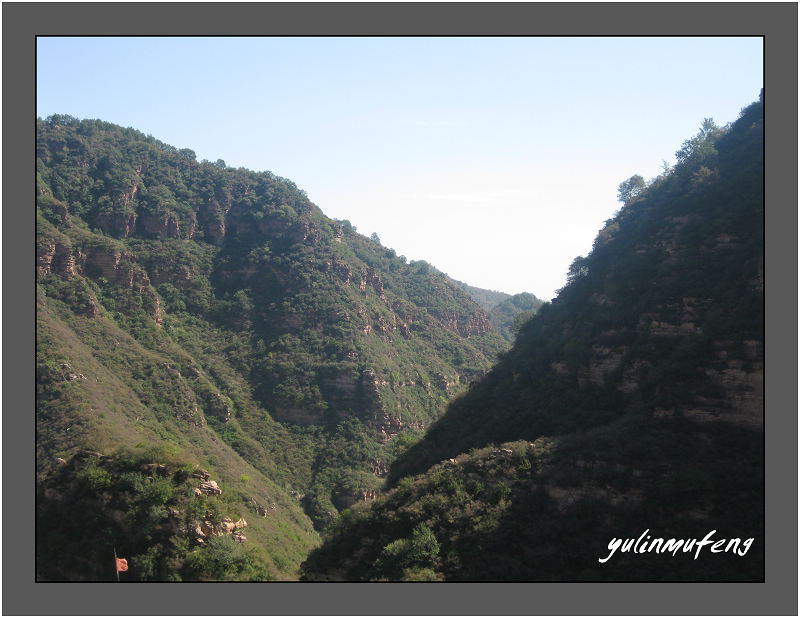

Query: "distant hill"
<box><xmin>486</xmin><ymin>292</ymin><xmax>545</xmax><ymax>341</ymax></box>
<box><xmin>302</xmin><ymin>97</ymin><xmax>764</xmax><ymax>581</ymax></box>
<box><xmin>452</xmin><ymin>281</ymin><xmax>510</xmax><ymax>313</ymax></box>
<box><xmin>35</xmin><ymin>115</ymin><xmax>509</xmax><ymax>579</ymax></box>
<box><xmin>455</xmin><ymin>283</ymin><xmax>545</xmax><ymax>342</ymax></box>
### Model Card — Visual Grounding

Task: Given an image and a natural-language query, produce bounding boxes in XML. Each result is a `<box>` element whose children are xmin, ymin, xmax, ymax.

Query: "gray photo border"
<box><xmin>5</xmin><ymin>2</ymin><xmax>796</xmax><ymax>615</ymax></box>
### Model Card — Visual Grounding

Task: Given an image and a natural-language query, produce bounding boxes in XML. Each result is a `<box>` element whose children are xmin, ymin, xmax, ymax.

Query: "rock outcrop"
<box><xmin>191</xmin><ymin>513</ymin><xmax>248</xmax><ymax>544</ymax></box>
<box><xmin>249</xmin><ymin>497</ymin><xmax>277</xmax><ymax>517</ymax></box>
<box><xmin>331</xmin><ymin>259</ymin><xmax>351</xmax><ymax>285</ymax></box>
<box><xmin>205</xmin><ymin>392</ymin><xmax>233</xmax><ymax>423</ymax></box>
<box><xmin>199</xmin><ymin>200</ymin><xmax>228</xmax><ymax>245</ymax></box>
<box><xmin>439</xmin><ymin>311</ymin><xmax>491</xmax><ymax>337</ymax></box>
<box><xmin>195</xmin><ymin>480</ymin><xmax>222</xmax><ymax>496</ymax></box>
<box><xmin>37</xmin><ymin>241</ymin><xmax>57</xmax><ymax>277</ymax></box>
<box><xmin>138</xmin><ymin>212</ymin><xmax>183</xmax><ymax>239</ymax></box>
<box><xmin>94</xmin><ymin>211</ymin><xmax>137</xmax><ymax>237</ymax></box>
<box><xmin>37</xmin><ymin>238</ymin><xmax>75</xmax><ymax>280</ymax></box>
<box><xmin>83</xmin><ymin>245</ymin><xmax>163</xmax><ymax>325</ymax></box>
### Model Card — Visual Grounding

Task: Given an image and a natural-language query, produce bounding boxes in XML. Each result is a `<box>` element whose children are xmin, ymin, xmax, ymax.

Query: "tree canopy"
<box><xmin>617</xmin><ymin>174</ymin><xmax>646</xmax><ymax>204</ymax></box>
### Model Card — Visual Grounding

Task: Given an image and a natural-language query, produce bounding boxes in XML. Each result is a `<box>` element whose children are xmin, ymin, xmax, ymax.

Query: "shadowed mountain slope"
<box><xmin>302</xmin><ymin>96</ymin><xmax>764</xmax><ymax>581</ymax></box>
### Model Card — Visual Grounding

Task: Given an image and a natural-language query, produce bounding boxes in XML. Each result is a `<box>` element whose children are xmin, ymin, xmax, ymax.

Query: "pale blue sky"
<box><xmin>37</xmin><ymin>37</ymin><xmax>763</xmax><ymax>299</ymax></box>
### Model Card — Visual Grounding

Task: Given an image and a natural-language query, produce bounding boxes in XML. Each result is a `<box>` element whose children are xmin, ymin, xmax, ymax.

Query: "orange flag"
<box><xmin>115</xmin><ymin>557</ymin><xmax>129</xmax><ymax>572</ymax></box>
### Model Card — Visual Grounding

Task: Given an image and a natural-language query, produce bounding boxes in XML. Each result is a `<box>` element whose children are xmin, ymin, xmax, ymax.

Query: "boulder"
<box><xmin>192</xmin><ymin>468</ymin><xmax>210</xmax><ymax>481</ymax></box>
<box><xmin>194</xmin><ymin>480</ymin><xmax>221</xmax><ymax>496</ymax></box>
<box><xmin>218</xmin><ymin>517</ymin><xmax>235</xmax><ymax>534</ymax></box>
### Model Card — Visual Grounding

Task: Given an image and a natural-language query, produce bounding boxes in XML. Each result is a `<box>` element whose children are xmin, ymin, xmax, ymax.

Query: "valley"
<box><xmin>36</xmin><ymin>94</ymin><xmax>763</xmax><ymax>581</ymax></box>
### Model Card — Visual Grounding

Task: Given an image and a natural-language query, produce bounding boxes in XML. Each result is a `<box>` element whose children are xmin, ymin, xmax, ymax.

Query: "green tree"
<box><xmin>675</xmin><ymin>118</ymin><xmax>722</xmax><ymax>166</ymax></box>
<box><xmin>374</xmin><ymin>523</ymin><xmax>440</xmax><ymax>578</ymax></box>
<box><xmin>131</xmin><ymin>545</ymin><xmax>164</xmax><ymax>581</ymax></box>
<box><xmin>617</xmin><ymin>174</ymin><xmax>646</xmax><ymax>204</ymax></box>
<box><xmin>566</xmin><ymin>255</ymin><xmax>589</xmax><ymax>284</ymax></box>
<box><xmin>408</xmin><ymin>524</ymin><xmax>439</xmax><ymax>567</ymax></box>
<box><xmin>184</xmin><ymin>535</ymin><xmax>246</xmax><ymax>580</ymax></box>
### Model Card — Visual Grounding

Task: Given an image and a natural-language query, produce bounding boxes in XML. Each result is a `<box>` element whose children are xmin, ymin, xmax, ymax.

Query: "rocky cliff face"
<box><xmin>199</xmin><ymin>199</ymin><xmax>229</xmax><ymax>245</ymax></box>
<box><xmin>439</xmin><ymin>310</ymin><xmax>491</xmax><ymax>337</ymax></box>
<box><xmin>568</xmin><ymin>317</ymin><xmax>763</xmax><ymax>431</ymax></box>
<box><xmin>138</xmin><ymin>211</ymin><xmax>189</xmax><ymax>239</ymax></box>
<box><xmin>95</xmin><ymin>211</ymin><xmax>137</xmax><ymax>237</ymax></box>
<box><xmin>82</xmin><ymin>245</ymin><xmax>163</xmax><ymax>325</ymax></box>
<box><xmin>37</xmin><ymin>238</ymin><xmax>75</xmax><ymax>280</ymax></box>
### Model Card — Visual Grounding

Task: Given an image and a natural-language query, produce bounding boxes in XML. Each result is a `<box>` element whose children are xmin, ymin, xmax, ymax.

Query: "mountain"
<box><xmin>455</xmin><ymin>283</ymin><xmax>545</xmax><ymax>342</ymax></box>
<box><xmin>452</xmin><ymin>282</ymin><xmax>511</xmax><ymax>313</ymax></box>
<box><xmin>486</xmin><ymin>292</ymin><xmax>545</xmax><ymax>341</ymax></box>
<box><xmin>301</xmin><ymin>96</ymin><xmax>764</xmax><ymax>581</ymax></box>
<box><xmin>35</xmin><ymin>115</ymin><xmax>509</xmax><ymax>579</ymax></box>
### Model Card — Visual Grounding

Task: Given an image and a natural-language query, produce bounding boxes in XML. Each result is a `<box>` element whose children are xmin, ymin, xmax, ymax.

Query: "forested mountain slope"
<box><xmin>35</xmin><ymin>116</ymin><xmax>509</xmax><ymax>579</ymax></box>
<box><xmin>302</xmin><ymin>96</ymin><xmax>764</xmax><ymax>581</ymax></box>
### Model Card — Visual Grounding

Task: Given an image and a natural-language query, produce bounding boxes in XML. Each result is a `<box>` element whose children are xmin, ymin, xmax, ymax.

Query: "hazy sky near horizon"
<box><xmin>37</xmin><ymin>37</ymin><xmax>763</xmax><ymax>299</ymax></box>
